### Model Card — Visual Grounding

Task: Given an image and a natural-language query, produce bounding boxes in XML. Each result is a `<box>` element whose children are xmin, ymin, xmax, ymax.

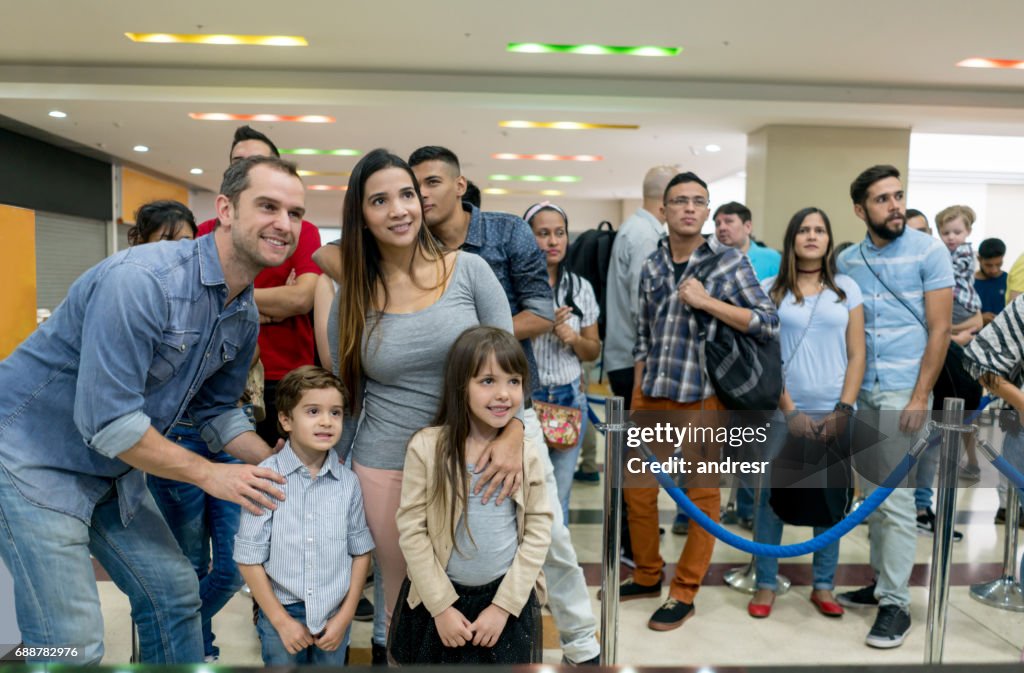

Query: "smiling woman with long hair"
<box><xmin>322</xmin><ymin>149</ymin><xmax>518</xmax><ymax>638</ymax></box>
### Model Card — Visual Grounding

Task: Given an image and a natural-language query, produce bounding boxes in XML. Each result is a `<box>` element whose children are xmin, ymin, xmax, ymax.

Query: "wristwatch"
<box><xmin>834</xmin><ymin>402</ymin><xmax>854</xmax><ymax>415</ymax></box>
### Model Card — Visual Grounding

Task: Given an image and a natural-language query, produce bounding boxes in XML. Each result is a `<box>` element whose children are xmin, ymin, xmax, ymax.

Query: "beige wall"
<box><xmin>746</xmin><ymin>125</ymin><xmax>911</xmax><ymax>249</ymax></box>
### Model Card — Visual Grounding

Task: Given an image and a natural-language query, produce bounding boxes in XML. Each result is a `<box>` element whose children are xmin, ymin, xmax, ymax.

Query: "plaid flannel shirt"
<box><xmin>951</xmin><ymin>243</ymin><xmax>982</xmax><ymax>314</ymax></box>
<box><xmin>633</xmin><ymin>237</ymin><xmax>779</xmax><ymax>404</ymax></box>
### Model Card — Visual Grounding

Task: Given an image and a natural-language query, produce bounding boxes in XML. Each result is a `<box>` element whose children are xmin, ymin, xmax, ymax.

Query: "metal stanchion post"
<box><xmin>130</xmin><ymin>620</ymin><xmax>139</xmax><ymax>663</ymax></box>
<box><xmin>724</xmin><ymin>472</ymin><xmax>790</xmax><ymax>594</ymax></box>
<box><xmin>970</xmin><ymin>483</ymin><xmax>1024</xmax><ymax>610</ymax></box>
<box><xmin>925</xmin><ymin>397</ymin><xmax>964</xmax><ymax>664</ymax></box>
<box><xmin>600</xmin><ymin>396</ymin><xmax>625</xmax><ymax>666</ymax></box>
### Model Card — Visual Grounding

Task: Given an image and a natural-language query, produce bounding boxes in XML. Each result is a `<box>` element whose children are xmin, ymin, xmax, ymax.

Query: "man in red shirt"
<box><xmin>197</xmin><ymin>126</ymin><xmax>322</xmax><ymax>444</ymax></box>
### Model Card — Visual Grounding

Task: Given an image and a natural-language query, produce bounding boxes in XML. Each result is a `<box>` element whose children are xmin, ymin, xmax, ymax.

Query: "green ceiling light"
<box><xmin>507</xmin><ymin>42</ymin><xmax>680</xmax><ymax>57</ymax></box>
<box><xmin>488</xmin><ymin>174</ymin><xmax>582</xmax><ymax>183</ymax></box>
<box><xmin>280</xmin><ymin>148</ymin><xmax>362</xmax><ymax>156</ymax></box>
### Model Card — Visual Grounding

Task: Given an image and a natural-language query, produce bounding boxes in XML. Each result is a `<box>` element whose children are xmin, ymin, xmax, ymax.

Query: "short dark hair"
<box><xmin>905</xmin><ymin>208</ymin><xmax>928</xmax><ymax>224</ymax></box>
<box><xmin>230</xmin><ymin>125</ymin><xmax>280</xmax><ymax>158</ymax></box>
<box><xmin>127</xmin><ymin>200</ymin><xmax>197</xmax><ymax>246</ymax></box>
<box><xmin>713</xmin><ymin>201</ymin><xmax>751</xmax><ymax>222</ymax></box>
<box><xmin>463</xmin><ymin>180</ymin><xmax>481</xmax><ymax>208</ymax></box>
<box><xmin>979</xmin><ymin>237</ymin><xmax>1007</xmax><ymax>259</ymax></box>
<box><xmin>275</xmin><ymin>365</ymin><xmax>346</xmax><ymax>436</ymax></box>
<box><xmin>220</xmin><ymin>155</ymin><xmax>300</xmax><ymax>207</ymax></box>
<box><xmin>850</xmin><ymin>165</ymin><xmax>900</xmax><ymax>205</ymax></box>
<box><xmin>408</xmin><ymin>145</ymin><xmax>461</xmax><ymax>174</ymax></box>
<box><xmin>663</xmin><ymin>171</ymin><xmax>709</xmax><ymax>202</ymax></box>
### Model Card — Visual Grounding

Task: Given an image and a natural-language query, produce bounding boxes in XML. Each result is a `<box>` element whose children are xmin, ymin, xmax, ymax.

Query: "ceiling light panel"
<box><xmin>508</xmin><ymin>43</ymin><xmax>680</xmax><ymax>57</ymax></box>
<box><xmin>189</xmin><ymin>113</ymin><xmax>334</xmax><ymax>123</ymax></box>
<box><xmin>956</xmin><ymin>57</ymin><xmax>1024</xmax><ymax>69</ymax></box>
<box><xmin>280</xmin><ymin>148</ymin><xmax>361</xmax><ymax>156</ymax></box>
<box><xmin>483</xmin><ymin>188</ymin><xmax>564</xmax><ymax>196</ymax></box>
<box><xmin>499</xmin><ymin>121</ymin><xmax>638</xmax><ymax>130</ymax></box>
<box><xmin>308</xmin><ymin>185</ymin><xmax>348</xmax><ymax>191</ymax></box>
<box><xmin>489</xmin><ymin>174</ymin><xmax>581</xmax><ymax>183</ymax></box>
<box><xmin>125</xmin><ymin>33</ymin><xmax>307</xmax><ymax>46</ymax></box>
<box><xmin>492</xmin><ymin>153</ymin><xmax>602</xmax><ymax>161</ymax></box>
<box><xmin>297</xmin><ymin>170</ymin><xmax>351</xmax><ymax>177</ymax></box>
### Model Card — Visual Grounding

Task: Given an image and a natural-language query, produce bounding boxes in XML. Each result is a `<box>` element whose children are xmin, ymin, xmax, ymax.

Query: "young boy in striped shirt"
<box><xmin>235</xmin><ymin>366</ymin><xmax>374</xmax><ymax>665</ymax></box>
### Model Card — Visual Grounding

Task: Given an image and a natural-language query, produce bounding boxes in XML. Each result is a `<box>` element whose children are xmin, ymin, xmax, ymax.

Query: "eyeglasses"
<box><xmin>666</xmin><ymin>196</ymin><xmax>709</xmax><ymax>208</ymax></box>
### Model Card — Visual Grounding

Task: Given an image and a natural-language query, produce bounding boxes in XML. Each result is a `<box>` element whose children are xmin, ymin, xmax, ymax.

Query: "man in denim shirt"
<box><xmin>0</xmin><ymin>156</ymin><xmax>301</xmax><ymax>664</ymax></box>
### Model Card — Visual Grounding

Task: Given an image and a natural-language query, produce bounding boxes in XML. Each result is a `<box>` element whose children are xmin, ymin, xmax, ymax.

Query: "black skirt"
<box><xmin>388</xmin><ymin>574</ymin><xmax>542</xmax><ymax>665</ymax></box>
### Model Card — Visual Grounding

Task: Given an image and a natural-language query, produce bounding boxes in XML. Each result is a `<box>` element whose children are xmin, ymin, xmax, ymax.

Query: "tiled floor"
<box><xmin>94</xmin><ymin>408</ymin><xmax>1024</xmax><ymax>666</ymax></box>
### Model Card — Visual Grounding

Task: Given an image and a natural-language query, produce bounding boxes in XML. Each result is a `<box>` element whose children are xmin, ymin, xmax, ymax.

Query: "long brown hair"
<box><xmin>430</xmin><ymin>326</ymin><xmax>529</xmax><ymax>552</ymax></box>
<box><xmin>769</xmin><ymin>207</ymin><xmax>847</xmax><ymax>306</ymax></box>
<box><xmin>334</xmin><ymin>149</ymin><xmax>448</xmax><ymax>413</ymax></box>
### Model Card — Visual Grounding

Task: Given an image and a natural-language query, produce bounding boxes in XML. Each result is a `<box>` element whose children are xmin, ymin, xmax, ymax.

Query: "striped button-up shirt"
<box><xmin>837</xmin><ymin>228</ymin><xmax>953</xmax><ymax>392</ymax></box>
<box><xmin>634</xmin><ymin>237</ymin><xmax>779</xmax><ymax>404</ymax></box>
<box><xmin>234</xmin><ymin>442</ymin><xmax>375</xmax><ymax>633</ymax></box>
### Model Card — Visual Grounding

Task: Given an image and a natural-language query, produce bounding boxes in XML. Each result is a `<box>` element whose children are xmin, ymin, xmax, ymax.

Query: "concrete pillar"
<box><xmin>746</xmin><ymin>125</ymin><xmax>911</xmax><ymax>249</ymax></box>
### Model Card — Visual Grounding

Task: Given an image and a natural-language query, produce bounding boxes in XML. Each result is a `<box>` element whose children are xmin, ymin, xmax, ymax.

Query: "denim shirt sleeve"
<box><xmin>191</xmin><ymin>320</ymin><xmax>259</xmax><ymax>453</ymax></box>
<box><xmin>507</xmin><ymin>220</ymin><xmax>555</xmax><ymax>321</ymax></box>
<box><xmin>74</xmin><ymin>263</ymin><xmax>167</xmax><ymax>459</ymax></box>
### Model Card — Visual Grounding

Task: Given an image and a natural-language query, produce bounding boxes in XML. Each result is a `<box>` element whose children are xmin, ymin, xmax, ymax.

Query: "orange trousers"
<box><xmin>623</xmin><ymin>392</ymin><xmax>724</xmax><ymax>603</ymax></box>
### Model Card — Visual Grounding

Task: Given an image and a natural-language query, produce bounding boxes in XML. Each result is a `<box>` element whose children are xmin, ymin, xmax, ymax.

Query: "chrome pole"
<box><xmin>970</xmin><ymin>479</ymin><xmax>1024</xmax><ymax>611</ymax></box>
<box><xmin>724</xmin><ymin>472</ymin><xmax>790</xmax><ymax>594</ymax></box>
<box><xmin>600</xmin><ymin>396</ymin><xmax>625</xmax><ymax>665</ymax></box>
<box><xmin>925</xmin><ymin>397</ymin><xmax>964</xmax><ymax>664</ymax></box>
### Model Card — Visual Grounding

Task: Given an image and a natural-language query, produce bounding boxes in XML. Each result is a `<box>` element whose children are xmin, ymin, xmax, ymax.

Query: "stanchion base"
<box><xmin>724</xmin><ymin>562</ymin><xmax>790</xmax><ymax>595</ymax></box>
<box><xmin>970</xmin><ymin>577</ymin><xmax>1024</xmax><ymax>612</ymax></box>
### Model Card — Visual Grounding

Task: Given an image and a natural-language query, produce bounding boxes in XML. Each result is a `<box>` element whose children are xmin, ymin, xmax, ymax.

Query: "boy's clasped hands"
<box><xmin>435</xmin><ymin>604</ymin><xmax>511</xmax><ymax>649</ymax></box>
<box><xmin>273</xmin><ymin>608</ymin><xmax>353</xmax><ymax>655</ymax></box>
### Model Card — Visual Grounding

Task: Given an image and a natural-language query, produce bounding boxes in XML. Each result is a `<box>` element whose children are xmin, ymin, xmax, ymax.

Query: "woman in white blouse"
<box><xmin>525</xmin><ymin>202</ymin><xmax>601</xmax><ymax>523</ymax></box>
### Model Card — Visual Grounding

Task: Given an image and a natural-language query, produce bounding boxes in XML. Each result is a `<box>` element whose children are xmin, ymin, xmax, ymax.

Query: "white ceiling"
<box><xmin>3</xmin><ymin>0</ymin><xmax>1024</xmax><ymax>215</ymax></box>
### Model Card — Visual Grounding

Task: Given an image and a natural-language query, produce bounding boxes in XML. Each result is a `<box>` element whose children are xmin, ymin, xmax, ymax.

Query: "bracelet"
<box><xmin>834</xmin><ymin>402</ymin><xmax>854</xmax><ymax>415</ymax></box>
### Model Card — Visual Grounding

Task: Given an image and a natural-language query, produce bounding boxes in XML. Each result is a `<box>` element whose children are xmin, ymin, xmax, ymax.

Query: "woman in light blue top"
<box><xmin>748</xmin><ymin>207</ymin><xmax>865</xmax><ymax>619</ymax></box>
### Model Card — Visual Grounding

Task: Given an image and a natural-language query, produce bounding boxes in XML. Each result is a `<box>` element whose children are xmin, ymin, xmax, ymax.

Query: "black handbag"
<box><xmin>769</xmin><ymin>431</ymin><xmax>853</xmax><ymax>527</ymax></box>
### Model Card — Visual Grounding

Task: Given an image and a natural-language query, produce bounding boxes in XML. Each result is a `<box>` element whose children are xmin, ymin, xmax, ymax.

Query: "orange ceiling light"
<box><xmin>307</xmin><ymin>185</ymin><xmax>347</xmax><ymax>191</ymax></box>
<box><xmin>297</xmin><ymin>170</ymin><xmax>351</xmax><ymax>177</ymax></box>
<box><xmin>956</xmin><ymin>57</ymin><xmax>1024</xmax><ymax>69</ymax></box>
<box><xmin>499</xmin><ymin>120</ymin><xmax>638</xmax><ymax>130</ymax></box>
<box><xmin>189</xmin><ymin>113</ymin><xmax>334</xmax><ymax>123</ymax></box>
<box><xmin>125</xmin><ymin>33</ymin><xmax>307</xmax><ymax>46</ymax></box>
<box><xmin>492</xmin><ymin>153</ymin><xmax>603</xmax><ymax>161</ymax></box>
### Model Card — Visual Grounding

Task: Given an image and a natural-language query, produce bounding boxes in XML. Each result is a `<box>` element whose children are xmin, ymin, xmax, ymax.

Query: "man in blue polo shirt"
<box><xmin>835</xmin><ymin>165</ymin><xmax>953</xmax><ymax>649</ymax></box>
<box><xmin>0</xmin><ymin>156</ymin><xmax>297</xmax><ymax>663</ymax></box>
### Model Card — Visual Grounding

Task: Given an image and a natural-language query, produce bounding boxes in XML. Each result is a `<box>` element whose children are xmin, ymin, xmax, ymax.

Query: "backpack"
<box><xmin>691</xmin><ymin>252</ymin><xmax>783</xmax><ymax>414</ymax></box>
<box><xmin>566</xmin><ymin>221</ymin><xmax>616</xmax><ymax>340</ymax></box>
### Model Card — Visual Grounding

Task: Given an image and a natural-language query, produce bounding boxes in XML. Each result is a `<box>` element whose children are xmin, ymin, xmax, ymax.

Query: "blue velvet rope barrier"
<box><xmin>991</xmin><ymin>456</ymin><xmax>1024</xmax><ymax>491</ymax></box>
<box><xmin>638</xmin><ymin>398</ymin><xmax>994</xmax><ymax>558</ymax></box>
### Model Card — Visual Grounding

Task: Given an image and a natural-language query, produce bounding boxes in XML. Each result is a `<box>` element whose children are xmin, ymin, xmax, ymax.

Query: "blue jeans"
<box><xmin>534</xmin><ymin>379</ymin><xmax>588</xmax><ymax>524</ymax></box>
<box><xmin>754</xmin><ymin>492</ymin><xmax>840</xmax><ymax>590</ymax></box>
<box><xmin>0</xmin><ymin>464</ymin><xmax>202</xmax><ymax>663</ymax></box>
<box><xmin>147</xmin><ymin>422</ymin><xmax>243</xmax><ymax>658</ymax></box>
<box><xmin>257</xmin><ymin>602</ymin><xmax>349</xmax><ymax>665</ymax></box>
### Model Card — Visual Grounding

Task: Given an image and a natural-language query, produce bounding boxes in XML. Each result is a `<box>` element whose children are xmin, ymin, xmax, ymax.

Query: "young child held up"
<box><xmin>234</xmin><ymin>366</ymin><xmax>374</xmax><ymax>666</ymax></box>
<box><xmin>390</xmin><ymin>326</ymin><xmax>553</xmax><ymax>665</ymax></box>
<box><xmin>936</xmin><ymin>205</ymin><xmax>983</xmax><ymax>344</ymax></box>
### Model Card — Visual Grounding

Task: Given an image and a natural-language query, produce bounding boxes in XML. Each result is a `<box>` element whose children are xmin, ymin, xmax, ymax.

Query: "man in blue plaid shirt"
<box><xmin>619</xmin><ymin>171</ymin><xmax>778</xmax><ymax>632</ymax></box>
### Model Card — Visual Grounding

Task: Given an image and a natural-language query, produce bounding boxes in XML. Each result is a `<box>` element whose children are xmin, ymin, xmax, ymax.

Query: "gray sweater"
<box><xmin>328</xmin><ymin>252</ymin><xmax>514</xmax><ymax>470</ymax></box>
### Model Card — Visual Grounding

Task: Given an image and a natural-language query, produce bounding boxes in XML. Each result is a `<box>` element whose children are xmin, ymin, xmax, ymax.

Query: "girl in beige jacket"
<box><xmin>390</xmin><ymin>326</ymin><xmax>553</xmax><ymax>664</ymax></box>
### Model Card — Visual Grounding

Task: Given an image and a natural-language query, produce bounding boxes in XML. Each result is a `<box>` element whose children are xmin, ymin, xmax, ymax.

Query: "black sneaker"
<box><xmin>573</xmin><ymin>469</ymin><xmax>600</xmax><ymax>483</ymax></box>
<box><xmin>618</xmin><ymin>577</ymin><xmax>662</xmax><ymax>601</ymax></box>
<box><xmin>916</xmin><ymin>508</ymin><xmax>964</xmax><ymax>542</ymax></box>
<box><xmin>354</xmin><ymin>596</ymin><xmax>374</xmax><ymax>622</ymax></box>
<box><xmin>996</xmin><ymin>507</ymin><xmax>1007</xmax><ymax>524</ymax></box>
<box><xmin>837</xmin><ymin>583</ymin><xmax>879</xmax><ymax>609</ymax></box>
<box><xmin>648</xmin><ymin>598</ymin><xmax>695</xmax><ymax>631</ymax></box>
<box><xmin>371</xmin><ymin>642</ymin><xmax>387</xmax><ymax>665</ymax></box>
<box><xmin>562</xmin><ymin>654</ymin><xmax>601</xmax><ymax>666</ymax></box>
<box><xmin>865</xmin><ymin>604</ymin><xmax>911</xmax><ymax>649</ymax></box>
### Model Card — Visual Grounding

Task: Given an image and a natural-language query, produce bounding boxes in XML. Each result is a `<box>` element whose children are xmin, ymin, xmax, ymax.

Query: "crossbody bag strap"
<box><xmin>858</xmin><ymin>244</ymin><xmax>927</xmax><ymax>329</ymax></box>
